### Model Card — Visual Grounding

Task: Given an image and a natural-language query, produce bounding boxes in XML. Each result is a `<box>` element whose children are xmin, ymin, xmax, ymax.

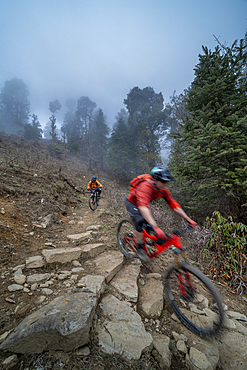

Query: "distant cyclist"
<box><xmin>87</xmin><ymin>176</ymin><xmax>103</xmax><ymax>198</ymax></box>
<box><xmin>125</xmin><ymin>166</ymin><xmax>197</xmax><ymax>261</ymax></box>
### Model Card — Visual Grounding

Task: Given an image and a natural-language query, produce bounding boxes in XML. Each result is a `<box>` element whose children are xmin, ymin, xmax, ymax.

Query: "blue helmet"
<box><xmin>92</xmin><ymin>176</ymin><xmax>97</xmax><ymax>181</ymax></box>
<box><xmin>151</xmin><ymin>167</ymin><xmax>173</xmax><ymax>182</ymax></box>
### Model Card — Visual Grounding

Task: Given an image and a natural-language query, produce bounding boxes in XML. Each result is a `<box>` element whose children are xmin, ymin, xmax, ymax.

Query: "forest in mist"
<box><xmin>0</xmin><ymin>36</ymin><xmax>247</xmax><ymax>223</ymax></box>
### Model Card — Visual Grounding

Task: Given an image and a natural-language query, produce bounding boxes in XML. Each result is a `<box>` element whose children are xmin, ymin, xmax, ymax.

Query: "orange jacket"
<box><xmin>87</xmin><ymin>179</ymin><xmax>103</xmax><ymax>190</ymax></box>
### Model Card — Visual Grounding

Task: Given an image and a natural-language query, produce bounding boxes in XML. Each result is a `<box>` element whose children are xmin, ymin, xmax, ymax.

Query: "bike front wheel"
<box><xmin>117</xmin><ymin>218</ymin><xmax>137</xmax><ymax>259</ymax></box>
<box><xmin>89</xmin><ymin>195</ymin><xmax>97</xmax><ymax>211</ymax></box>
<box><xmin>164</xmin><ymin>262</ymin><xmax>224</xmax><ymax>338</ymax></box>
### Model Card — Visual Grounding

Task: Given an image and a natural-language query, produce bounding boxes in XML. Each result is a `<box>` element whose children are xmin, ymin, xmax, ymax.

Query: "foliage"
<box><xmin>113</xmin><ymin>108</ymin><xmax>128</xmax><ymax>129</ymax></box>
<box><xmin>75</xmin><ymin>96</ymin><xmax>96</xmax><ymax>140</ymax></box>
<box><xmin>0</xmin><ymin>78</ymin><xmax>30</xmax><ymax>134</ymax></box>
<box><xmin>62</xmin><ymin>97</ymin><xmax>110</xmax><ymax>170</ymax></box>
<box><xmin>22</xmin><ymin>114</ymin><xmax>43</xmax><ymax>140</ymax></box>
<box><xmin>49</xmin><ymin>114</ymin><xmax>58</xmax><ymax>141</ymax></box>
<box><xmin>43</xmin><ymin>121</ymin><xmax>60</xmax><ymax>140</ymax></box>
<box><xmin>64</xmin><ymin>96</ymin><xmax>97</xmax><ymax>160</ymax></box>
<box><xmin>49</xmin><ymin>99</ymin><xmax>61</xmax><ymax>141</ymax></box>
<box><xmin>169</xmin><ymin>39</ymin><xmax>247</xmax><ymax>222</ymax></box>
<box><xmin>60</xmin><ymin>101</ymin><xmax>76</xmax><ymax>143</ymax></box>
<box><xmin>107</xmin><ymin>117</ymin><xmax>133</xmax><ymax>179</ymax></box>
<box><xmin>123</xmin><ymin>86</ymin><xmax>167</xmax><ymax>174</ymax></box>
<box><xmin>93</xmin><ymin>108</ymin><xmax>109</xmax><ymax>170</ymax></box>
<box><xmin>205</xmin><ymin>211</ymin><xmax>247</xmax><ymax>295</ymax></box>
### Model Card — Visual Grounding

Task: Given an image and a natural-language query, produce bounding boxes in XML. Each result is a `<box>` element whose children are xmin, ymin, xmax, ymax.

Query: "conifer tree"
<box><xmin>49</xmin><ymin>99</ymin><xmax>61</xmax><ymax>141</ymax></box>
<box><xmin>61</xmin><ymin>98</ymin><xmax>76</xmax><ymax>143</ymax></box>
<box><xmin>107</xmin><ymin>117</ymin><xmax>133</xmax><ymax>179</ymax></box>
<box><xmin>124</xmin><ymin>87</ymin><xmax>167</xmax><ymax>174</ymax></box>
<box><xmin>0</xmin><ymin>78</ymin><xmax>30</xmax><ymax>134</ymax></box>
<box><xmin>22</xmin><ymin>114</ymin><xmax>43</xmax><ymax>140</ymax></box>
<box><xmin>93</xmin><ymin>109</ymin><xmax>109</xmax><ymax>170</ymax></box>
<box><xmin>170</xmin><ymin>39</ymin><xmax>247</xmax><ymax>222</ymax></box>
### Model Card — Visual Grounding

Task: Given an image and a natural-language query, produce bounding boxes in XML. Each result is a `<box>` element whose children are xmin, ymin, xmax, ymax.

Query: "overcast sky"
<box><xmin>0</xmin><ymin>0</ymin><xmax>247</xmax><ymax>129</ymax></box>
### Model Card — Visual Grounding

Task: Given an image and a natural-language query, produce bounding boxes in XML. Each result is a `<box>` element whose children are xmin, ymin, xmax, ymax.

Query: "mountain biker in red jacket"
<box><xmin>87</xmin><ymin>176</ymin><xmax>103</xmax><ymax>198</ymax></box>
<box><xmin>126</xmin><ymin>166</ymin><xmax>197</xmax><ymax>261</ymax></box>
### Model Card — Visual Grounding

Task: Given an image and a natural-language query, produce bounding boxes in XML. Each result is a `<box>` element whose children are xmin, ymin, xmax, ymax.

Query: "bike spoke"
<box><xmin>117</xmin><ymin>218</ymin><xmax>137</xmax><ymax>259</ymax></box>
<box><xmin>89</xmin><ymin>194</ymin><xmax>97</xmax><ymax>210</ymax></box>
<box><xmin>165</xmin><ymin>263</ymin><xmax>224</xmax><ymax>338</ymax></box>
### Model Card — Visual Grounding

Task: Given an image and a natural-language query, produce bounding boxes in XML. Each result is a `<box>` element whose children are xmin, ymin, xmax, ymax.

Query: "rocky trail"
<box><xmin>0</xmin><ymin>134</ymin><xmax>246</xmax><ymax>370</ymax></box>
<box><xmin>0</xmin><ymin>195</ymin><xmax>246</xmax><ymax>370</ymax></box>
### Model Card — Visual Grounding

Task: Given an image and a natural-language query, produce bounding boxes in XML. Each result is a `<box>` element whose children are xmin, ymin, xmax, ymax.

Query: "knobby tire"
<box><xmin>117</xmin><ymin>218</ymin><xmax>137</xmax><ymax>259</ymax></box>
<box><xmin>165</xmin><ymin>262</ymin><xmax>224</xmax><ymax>338</ymax></box>
<box><xmin>89</xmin><ymin>194</ymin><xmax>98</xmax><ymax>211</ymax></box>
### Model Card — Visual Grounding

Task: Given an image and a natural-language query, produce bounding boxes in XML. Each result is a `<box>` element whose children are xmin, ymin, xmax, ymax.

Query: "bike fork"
<box><xmin>178</xmin><ymin>271</ymin><xmax>194</xmax><ymax>301</ymax></box>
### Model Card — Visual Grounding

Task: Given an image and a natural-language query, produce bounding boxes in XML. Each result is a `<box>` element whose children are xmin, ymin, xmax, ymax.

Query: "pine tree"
<box><xmin>49</xmin><ymin>99</ymin><xmax>61</xmax><ymax>141</ymax></box>
<box><xmin>75</xmin><ymin>96</ymin><xmax>96</xmax><ymax>160</ymax></box>
<box><xmin>170</xmin><ymin>39</ymin><xmax>247</xmax><ymax>222</ymax></box>
<box><xmin>93</xmin><ymin>109</ymin><xmax>109</xmax><ymax>170</ymax></box>
<box><xmin>61</xmin><ymin>99</ymin><xmax>76</xmax><ymax>143</ymax></box>
<box><xmin>0</xmin><ymin>78</ymin><xmax>30</xmax><ymax>134</ymax></box>
<box><xmin>107</xmin><ymin>117</ymin><xmax>133</xmax><ymax>179</ymax></box>
<box><xmin>22</xmin><ymin>114</ymin><xmax>43</xmax><ymax>140</ymax></box>
<box><xmin>124</xmin><ymin>87</ymin><xmax>167</xmax><ymax>174</ymax></box>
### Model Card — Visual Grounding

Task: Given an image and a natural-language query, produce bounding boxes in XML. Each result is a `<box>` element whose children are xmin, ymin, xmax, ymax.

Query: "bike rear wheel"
<box><xmin>117</xmin><ymin>218</ymin><xmax>137</xmax><ymax>259</ymax></box>
<box><xmin>89</xmin><ymin>194</ymin><xmax>97</xmax><ymax>211</ymax></box>
<box><xmin>165</xmin><ymin>262</ymin><xmax>224</xmax><ymax>338</ymax></box>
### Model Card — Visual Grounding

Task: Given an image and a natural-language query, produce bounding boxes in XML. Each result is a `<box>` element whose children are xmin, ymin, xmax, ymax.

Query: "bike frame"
<box><xmin>118</xmin><ymin>217</ymin><xmax>225</xmax><ymax>338</ymax></box>
<box><xmin>124</xmin><ymin>227</ymin><xmax>192</xmax><ymax>296</ymax></box>
<box><xmin>90</xmin><ymin>190</ymin><xmax>97</xmax><ymax>199</ymax></box>
<box><xmin>124</xmin><ymin>227</ymin><xmax>184</xmax><ymax>259</ymax></box>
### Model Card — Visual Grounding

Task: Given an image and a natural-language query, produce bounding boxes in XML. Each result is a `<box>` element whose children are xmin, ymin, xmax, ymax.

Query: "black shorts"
<box><xmin>125</xmin><ymin>198</ymin><xmax>147</xmax><ymax>232</ymax></box>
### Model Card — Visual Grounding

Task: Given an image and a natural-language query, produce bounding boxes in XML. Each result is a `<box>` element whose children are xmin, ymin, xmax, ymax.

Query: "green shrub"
<box><xmin>205</xmin><ymin>211</ymin><xmax>247</xmax><ymax>295</ymax></box>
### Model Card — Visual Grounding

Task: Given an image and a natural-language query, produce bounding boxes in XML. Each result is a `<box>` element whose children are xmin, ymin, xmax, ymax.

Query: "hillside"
<box><xmin>0</xmin><ymin>133</ymin><xmax>246</xmax><ymax>370</ymax></box>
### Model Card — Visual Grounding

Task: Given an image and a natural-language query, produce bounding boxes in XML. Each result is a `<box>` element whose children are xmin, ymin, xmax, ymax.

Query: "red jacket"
<box><xmin>127</xmin><ymin>177</ymin><xmax>180</xmax><ymax>210</ymax></box>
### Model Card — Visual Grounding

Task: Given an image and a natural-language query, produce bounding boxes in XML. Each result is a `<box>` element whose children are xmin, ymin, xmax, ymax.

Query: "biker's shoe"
<box><xmin>136</xmin><ymin>245</ymin><xmax>151</xmax><ymax>262</ymax></box>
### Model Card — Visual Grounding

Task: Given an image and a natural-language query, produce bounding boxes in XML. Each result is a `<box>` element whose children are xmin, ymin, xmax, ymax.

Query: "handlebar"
<box><xmin>144</xmin><ymin>223</ymin><xmax>193</xmax><ymax>239</ymax></box>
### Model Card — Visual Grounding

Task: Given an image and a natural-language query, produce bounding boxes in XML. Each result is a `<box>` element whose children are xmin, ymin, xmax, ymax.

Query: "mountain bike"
<box><xmin>89</xmin><ymin>190</ymin><xmax>100</xmax><ymax>211</ymax></box>
<box><xmin>116</xmin><ymin>217</ymin><xmax>225</xmax><ymax>338</ymax></box>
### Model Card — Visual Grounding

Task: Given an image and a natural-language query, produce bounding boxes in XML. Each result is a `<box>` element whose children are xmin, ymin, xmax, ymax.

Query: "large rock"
<box><xmin>26</xmin><ymin>273</ymin><xmax>51</xmax><ymax>284</ymax></box>
<box><xmin>26</xmin><ymin>256</ymin><xmax>45</xmax><ymax>268</ymax></box>
<box><xmin>67</xmin><ymin>231</ymin><xmax>92</xmax><ymax>240</ymax></box>
<box><xmin>139</xmin><ymin>277</ymin><xmax>164</xmax><ymax>317</ymax></box>
<box><xmin>218</xmin><ymin>331</ymin><xmax>247</xmax><ymax>370</ymax></box>
<box><xmin>186</xmin><ymin>347</ymin><xmax>213</xmax><ymax>370</ymax></box>
<box><xmin>97</xmin><ymin>294</ymin><xmax>153</xmax><ymax>360</ymax></box>
<box><xmin>80</xmin><ymin>243</ymin><xmax>105</xmax><ymax>258</ymax></box>
<box><xmin>85</xmin><ymin>250</ymin><xmax>124</xmax><ymax>282</ymax></box>
<box><xmin>77</xmin><ymin>275</ymin><xmax>106</xmax><ymax>296</ymax></box>
<box><xmin>42</xmin><ymin>247</ymin><xmax>82</xmax><ymax>263</ymax></box>
<box><xmin>152</xmin><ymin>333</ymin><xmax>171</xmax><ymax>369</ymax></box>
<box><xmin>189</xmin><ymin>337</ymin><xmax>219</xmax><ymax>369</ymax></box>
<box><xmin>110</xmin><ymin>260</ymin><xmax>141</xmax><ymax>302</ymax></box>
<box><xmin>0</xmin><ymin>292</ymin><xmax>98</xmax><ymax>354</ymax></box>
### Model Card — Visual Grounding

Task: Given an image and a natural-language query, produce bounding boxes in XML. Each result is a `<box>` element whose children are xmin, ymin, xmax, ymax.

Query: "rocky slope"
<box><xmin>0</xmin><ymin>133</ymin><xmax>246</xmax><ymax>369</ymax></box>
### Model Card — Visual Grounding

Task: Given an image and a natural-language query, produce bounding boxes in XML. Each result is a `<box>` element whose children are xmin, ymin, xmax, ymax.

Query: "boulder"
<box><xmin>0</xmin><ymin>292</ymin><xmax>98</xmax><ymax>354</ymax></box>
